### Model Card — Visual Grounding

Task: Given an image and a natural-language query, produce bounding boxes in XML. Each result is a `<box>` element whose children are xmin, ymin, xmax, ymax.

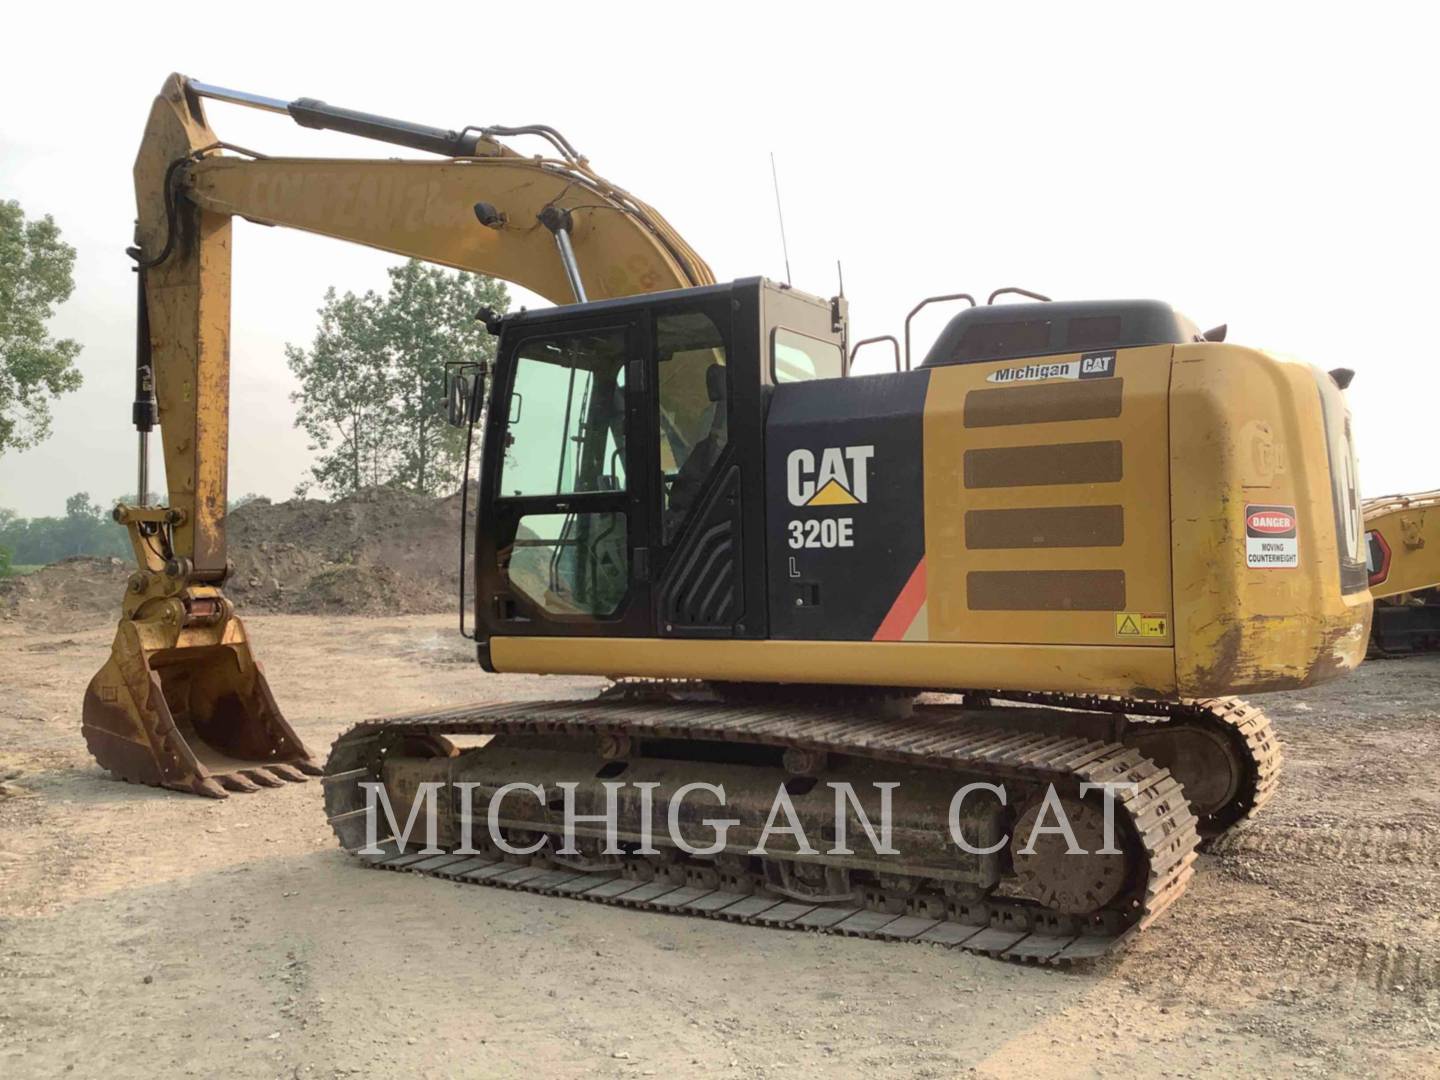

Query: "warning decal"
<box><xmin>1245</xmin><ymin>504</ymin><xmax>1299</xmax><ymax>569</ymax></box>
<box><xmin>1115</xmin><ymin>612</ymin><xmax>1168</xmax><ymax>639</ymax></box>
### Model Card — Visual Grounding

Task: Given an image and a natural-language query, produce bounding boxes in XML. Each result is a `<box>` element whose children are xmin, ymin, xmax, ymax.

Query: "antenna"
<box><xmin>769</xmin><ymin>151</ymin><xmax>792</xmax><ymax>286</ymax></box>
<box><xmin>836</xmin><ymin>259</ymin><xmax>845</xmax><ymax>297</ymax></box>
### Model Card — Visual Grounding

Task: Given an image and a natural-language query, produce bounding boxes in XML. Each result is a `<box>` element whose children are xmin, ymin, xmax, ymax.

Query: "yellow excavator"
<box><xmin>84</xmin><ymin>74</ymin><xmax>1372</xmax><ymax>962</ymax></box>
<box><xmin>1363</xmin><ymin>490</ymin><xmax>1440</xmax><ymax>653</ymax></box>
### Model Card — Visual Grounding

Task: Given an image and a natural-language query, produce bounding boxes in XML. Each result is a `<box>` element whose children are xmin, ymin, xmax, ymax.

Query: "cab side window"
<box><xmin>772</xmin><ymin>327</ymin><xmax>844</xmax><ymax>384</ymax></box>
<box><xmin>656</xmin><ymin>310</ymin><xmax>728</xmax><ymax>545</ymax></box>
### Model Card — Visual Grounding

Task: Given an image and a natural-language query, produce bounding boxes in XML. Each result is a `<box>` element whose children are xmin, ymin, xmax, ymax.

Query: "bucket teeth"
<box><xmin>83</xmin><ymin>612</ymin><xmax>319</xmax><ymax>799</ymax></box>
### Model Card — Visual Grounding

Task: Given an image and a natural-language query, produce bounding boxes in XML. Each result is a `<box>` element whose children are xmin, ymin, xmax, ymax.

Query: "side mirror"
<box><xmin>445</xmin><ymin>371</ymin><xmax>471</xmax><ymax>427</ymax></box>
<box><xmin>445</xmin><ymin>368</ymin><xmax>484</xmax><ymax>427</ymax></box>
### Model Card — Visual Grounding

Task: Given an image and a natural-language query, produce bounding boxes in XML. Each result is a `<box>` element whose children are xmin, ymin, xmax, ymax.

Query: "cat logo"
<box><xmin>787</xmin><ymin>445</ymin><xmax>874</xmax><ymax>507</ymax></box>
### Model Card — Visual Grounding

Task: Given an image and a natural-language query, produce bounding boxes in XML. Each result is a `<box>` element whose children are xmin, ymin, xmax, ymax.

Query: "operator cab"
<box><xmin>453</xmin><ymin>278</ymin><xmax>845</xmax><ymax>668</ymax></box>
<box><xmin>448</xmin><ymin>284</ymin><xmax>1226</xmax><ymax>665</ymax></box>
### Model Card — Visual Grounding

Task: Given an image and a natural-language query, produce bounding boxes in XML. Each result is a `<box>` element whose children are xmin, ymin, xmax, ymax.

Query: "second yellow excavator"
<box><xmin>1364</xmin><ymin>490</ymin><xmax>1440</xmax><ymax>653</ymax></box>
<box><xmin>82</xmin><ymin>75</ymin><xmax>1372</xmax><ymax>962</ymax></box>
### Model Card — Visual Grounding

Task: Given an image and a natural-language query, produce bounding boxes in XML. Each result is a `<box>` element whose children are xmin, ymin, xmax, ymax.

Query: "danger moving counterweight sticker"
<box><xmin>1246</xmin><ymin>504</ymin><xmax>1299</xmax><ymax>569</ymax></box>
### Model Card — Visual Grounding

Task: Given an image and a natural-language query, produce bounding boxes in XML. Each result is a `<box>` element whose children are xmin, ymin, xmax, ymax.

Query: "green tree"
<box><xmin>0</xmin><ymin>200</ymin><xmax>83</xmax><ymax>455</ymax></box>
<box><xmin>0</xmin><ymin>505</ymin><xmax>15</xmax><ymax>576</ymax></box>
<box><xmin>379</xmin><ymin>261</ymin><xmax>509</xmax><ymax>495</ymax></box>
<box><xmin>56</xmin><ymin>492</ymin><xmax>116</xmax><ymax>558</ymax></box>
<box><xmin>286</xmin><ymin>261</ymin><xmax>508</xmax><ymax>498</ymax></box>
<box><xmin>0</xmin><ymin>493</ymin><xmax>129</xmax><ymax>565</ymax></box>
<box><xmin>286</xmin><ymin>289</ymin><xmax>391</xmax><ymax>497</ymax></box>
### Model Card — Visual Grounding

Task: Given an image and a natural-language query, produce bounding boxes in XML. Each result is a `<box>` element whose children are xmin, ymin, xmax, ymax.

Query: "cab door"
<box><xmin>649</xmin><ymin>296</ymin><xmax>756</xmax><ymax>638</ymax></box>
<box><xmin>476</xmin><ymin>314</ymin><xmax>656</xmax><ymax>639</ymax></box>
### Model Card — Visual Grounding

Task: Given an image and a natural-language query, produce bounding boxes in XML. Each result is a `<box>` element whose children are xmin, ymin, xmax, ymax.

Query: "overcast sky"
<box><xmin>2</xmin><ymin>2</ymin><xmax>1435</xmax><ymax>517</ymax></box>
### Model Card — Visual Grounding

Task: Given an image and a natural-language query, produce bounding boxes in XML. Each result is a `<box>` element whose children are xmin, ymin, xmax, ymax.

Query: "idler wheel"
<box><xmin>1124</xmin><ymin>723</ymin><xmax>1241</xmax><ymax>825</ymax></box>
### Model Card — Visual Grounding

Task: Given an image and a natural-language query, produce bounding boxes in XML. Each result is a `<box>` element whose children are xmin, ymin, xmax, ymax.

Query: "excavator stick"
<box><xmin>83</xmin><ymin>72</ymin><xmax>712</xmax><ymax>800</ymax></box>
<box><xmin>83</xmin><ymin>606</ymin><xmax>319</xmax><ymax>798</ymax></box>
<box><xmin>78</xmin><ymin>76</ymin><xmax>331</xmax><ymax>798</ymax></box>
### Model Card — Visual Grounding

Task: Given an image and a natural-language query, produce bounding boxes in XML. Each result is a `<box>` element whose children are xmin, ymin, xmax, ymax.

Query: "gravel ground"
<box><xmin>2</xmin><ymin>614</ymin><xmax>1437</xmax><ymax>1078</ymax></box>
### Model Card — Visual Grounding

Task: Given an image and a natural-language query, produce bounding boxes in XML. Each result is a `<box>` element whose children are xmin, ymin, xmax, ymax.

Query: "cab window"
<box><xmin>506</xmin><ymin>511</ymin><xmax>628</xmax><ymax>617</ymax></box>
<box><xmin>657</xmin><ymin>310</ymin><xmax>728</xmax><ymax>544</ymax></box>
<box><xmin>499</xmin><ymin>328</ymin><xmax>627</xmax><ymax>497</ymax></box>
<box><xmin>772</xmin><ymin>327</ymin><xmax>843</xmax><ymax>384</ymax></box>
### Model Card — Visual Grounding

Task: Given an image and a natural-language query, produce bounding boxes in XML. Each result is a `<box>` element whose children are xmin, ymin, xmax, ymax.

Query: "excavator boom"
<box><xmin>84</xmin><ymin>73</ymin><xmax>712</xmax><ymax>796</ymax></box>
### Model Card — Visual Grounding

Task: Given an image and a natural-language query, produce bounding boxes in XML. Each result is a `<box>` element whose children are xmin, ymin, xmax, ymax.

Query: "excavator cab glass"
<box><xmin>772</xmin><ymin>327</ymin><xmax>843</xmax><ymax>383</ymax></box>
<box><xmin>500</xmin><ymin>329</ymin><xmax>627</xmax><ymax>496</ymax></box>
<box><xmin>657</xmin><ymin>310</ymin><xmax>728</xmax><ymax>544</ymax></box>
<box><xmin>491</xmin><ymin>327</ymin><xmax>631</xmax><ymax>619</ymax></box>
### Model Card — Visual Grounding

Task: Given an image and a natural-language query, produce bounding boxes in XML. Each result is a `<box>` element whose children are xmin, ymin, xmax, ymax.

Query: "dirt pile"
<box><xmin>0</xmin><ymin>556</ymin><xmax>131</xmax><ymax>632</ymax></box>
<box><xmin>0</xmin><ymin>488</ymin><xmax>465</xmax><ymax>627</ymax></box>
<box><xmin>225</xmin><ymin>487</ymin><xmax>463</xmax><ymax>615</ymax></box>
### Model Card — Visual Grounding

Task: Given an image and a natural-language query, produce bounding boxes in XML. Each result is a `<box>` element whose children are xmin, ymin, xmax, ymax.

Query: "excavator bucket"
<box><xmin>82</xmin><ymin>612</ymin><xmax>319</xmax><ymax>798</ymax></box>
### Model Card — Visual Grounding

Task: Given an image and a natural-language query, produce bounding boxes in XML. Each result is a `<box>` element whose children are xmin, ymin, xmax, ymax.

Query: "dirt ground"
<box><xmin>2</xmin><ymin>613</ymin><xmax>1438</xmax><ymax>1078</ymax></box>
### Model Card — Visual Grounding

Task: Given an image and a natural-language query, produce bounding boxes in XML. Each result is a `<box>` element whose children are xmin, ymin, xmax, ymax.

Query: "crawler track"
<box><xmin>324</xmin><ymin>697</ymin><xmax>1201</xmax><ymax>964</ymax></box>
<box><xmin>989</xmin><ymin>693</ymin><xmax>1282</xmax><ymax>836</ymax></box>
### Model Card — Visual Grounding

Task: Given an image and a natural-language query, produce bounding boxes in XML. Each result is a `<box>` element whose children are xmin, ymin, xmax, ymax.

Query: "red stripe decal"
<box><xmin>872</xmin><ymin>557</ymin><xmax>927</xmax><ymax>641</ymax></box>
